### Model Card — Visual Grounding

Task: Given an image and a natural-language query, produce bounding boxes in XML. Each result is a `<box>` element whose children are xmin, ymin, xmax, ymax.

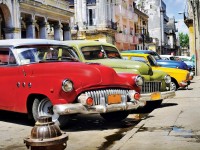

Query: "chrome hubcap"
<box><xmin>38</xmin><ymin>99</ymin><xmax>59</xmax><ymax>122</ymax></box>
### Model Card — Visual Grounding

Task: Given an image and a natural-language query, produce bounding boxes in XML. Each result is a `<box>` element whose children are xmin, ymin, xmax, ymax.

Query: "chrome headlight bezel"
<box><xmin>164</xmin><ymin>75</ymin><xmax>171</xmax><ymax>84</ymax></box>
<box><xmin>62</xmin><ymin>79</ymin><xmax>73</xmax><ymax>92</ymax></box>
<box><xmin>189</xmin><ymin>71</ymin><xmax>194</xmax><ymax>77</ymax></box>
<box><xmin>135</xmin><ymin>75</ymin><xmax>144</xmax><ymax>86</ymax></box>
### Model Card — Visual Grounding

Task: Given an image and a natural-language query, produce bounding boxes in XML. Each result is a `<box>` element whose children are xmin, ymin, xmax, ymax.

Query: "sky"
<box><xmin>163</xmin><ymin>0</ymin><xmax>188</xmax><ymax>34</ymax></box>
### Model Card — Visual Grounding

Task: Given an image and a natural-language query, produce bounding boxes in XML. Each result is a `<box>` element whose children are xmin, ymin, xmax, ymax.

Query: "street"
<box><xmin>1</xmin><ymin>76</ymin><xmax>200</xmax><ymax>150</ymax></box>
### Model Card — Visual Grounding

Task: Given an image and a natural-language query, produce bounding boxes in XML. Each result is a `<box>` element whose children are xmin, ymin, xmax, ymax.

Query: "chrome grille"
<box><xmin>85</xmin><ymin>89</ymin><xmax>129</xmax><ymax>105</ymax></box>
<box><xmin>141</xmin><ymin>81</ymin><xmax>161</xmax><ymax>94</ymax></box>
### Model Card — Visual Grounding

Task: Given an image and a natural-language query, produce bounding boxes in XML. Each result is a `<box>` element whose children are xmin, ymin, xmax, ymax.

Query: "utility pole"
<box><xmin>160</xmin><ymin>4</ymin><xmax>165</xmax><ymax>54</ymax></box>
<box><xmin>190</xmin><ymin>0</ymin><xmax>199</xmax><ymax>75</ymax></box>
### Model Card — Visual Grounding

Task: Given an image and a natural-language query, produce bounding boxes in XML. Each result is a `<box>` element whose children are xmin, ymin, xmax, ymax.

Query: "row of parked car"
<box><xmin>0</xmin><ymin>39</ymin><xmax>194</xmax><ymax>128</ymax></box>
<box><xmin>160</xmin><ymin>54</ymin><xmax>195</xmax><ymax>72</ymax></box>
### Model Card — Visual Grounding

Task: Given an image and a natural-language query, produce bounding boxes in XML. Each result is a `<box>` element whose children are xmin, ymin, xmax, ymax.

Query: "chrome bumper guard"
<box><xmin>53</xmin><ymin>101</ymin><xmax>140</xmax><ymax>115</ymax></box>
<box><xmin>53</xmin><ymin>89</ymin><xmax>140</xmax><ymax>115</ymax></box>
<box><xmin>139</xmin><ymin>91</ymin><xmax>175</xmax><ymax>102</ymax></box>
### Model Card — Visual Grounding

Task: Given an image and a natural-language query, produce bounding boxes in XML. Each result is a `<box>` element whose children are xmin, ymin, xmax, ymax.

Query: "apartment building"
<box><xmin>69</xmin><ymin>0</ymin><xmax>141</xmax><ymax>51</ymax></box>
<box><xmin>136</xmin><ymin>0</ymin><xmax>177</xmax><ymax>54</ymax></box>
<box><xmin>0</xmin><ymin>0</ymin><xmax>73</xmax><ymax>40</ymax></box>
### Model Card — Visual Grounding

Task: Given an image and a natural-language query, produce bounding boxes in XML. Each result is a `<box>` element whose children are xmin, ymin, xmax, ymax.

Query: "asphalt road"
<box><xmin>0</xmin><ymin>76</ymin><xmax>200</xmax><ymax>150</ymax></box>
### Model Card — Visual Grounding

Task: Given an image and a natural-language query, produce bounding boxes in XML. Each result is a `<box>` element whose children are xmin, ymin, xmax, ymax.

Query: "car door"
<box><xmin>0</xmin><ymin>49</ymin><xmax>23</xmax><ymax>111</ymax></box>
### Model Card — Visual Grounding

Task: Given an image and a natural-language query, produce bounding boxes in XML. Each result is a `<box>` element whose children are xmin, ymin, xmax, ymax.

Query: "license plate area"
<box><xmin>151</xmin><ymin>92</ymin><xmax>161</xmax><ymax>100</ymax></box>
<box><xmin>107</xmin><ymin>94</ymin><xmax>121</xmax><ymax>104</ymax></box>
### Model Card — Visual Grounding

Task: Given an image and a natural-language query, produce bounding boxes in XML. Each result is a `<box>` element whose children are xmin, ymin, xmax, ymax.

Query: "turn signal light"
<box><xmin>134</xmin><ymin>93</ymin><xmax>140</xmax><ymax>100</ymax></box>
<box><xmin>86</xmin><ymin>97</ymin><xmax>94</xmax><ymax>106</ymax></box>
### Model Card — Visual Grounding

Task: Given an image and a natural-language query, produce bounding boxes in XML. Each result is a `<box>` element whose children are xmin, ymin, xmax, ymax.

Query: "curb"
<box><xmin>110</xmin><ymin>105</ymin><xmax>161</xmax><ymax>150</ymax></box>
<box><xmin>110</xmin><ymin>117</ymin><xmax>146</xmax><ymax>150</ymax></box>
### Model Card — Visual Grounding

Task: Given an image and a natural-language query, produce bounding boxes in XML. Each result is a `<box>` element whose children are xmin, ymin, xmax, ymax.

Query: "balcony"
<box><xmin>20</xmin><ymin>0</ymin><xmax>69</xmax><ymax>10</ymax></box>
<box><xmin>115</xmin><ymin>33</ymin><xmax>138</xmax><ymax>44</ymax></box>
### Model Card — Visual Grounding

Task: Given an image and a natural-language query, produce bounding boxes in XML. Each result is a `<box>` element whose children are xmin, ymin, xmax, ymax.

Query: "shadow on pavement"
<box><xmin>0</xmin><ymin>110</ymin><xmax>140</xmax><ymax>132</ymax></box>
<box><xmin>63</xmin><ymin>114</ymin><xmax>140</xmax><ymax>131</ymax></box>
<box><xmin>0</xmin><ymin>110</ymin><xmax>33</xmax><ymax>126</ymax></box>
<box><xmin>158</xmin><ymin>102</ymin><xmax>178</xmax><ymax>108</ymax></box>
<box><xmin>0</xmin><ymin>103</ymin><xmax>177</xmax><ymax>132</ymax></box>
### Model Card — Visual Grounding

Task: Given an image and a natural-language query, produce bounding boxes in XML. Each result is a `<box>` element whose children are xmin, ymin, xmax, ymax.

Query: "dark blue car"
<box><xmin>121</xmin><ymin>50</ymin><xmax>190</xmax><ymax>71</ymax></box>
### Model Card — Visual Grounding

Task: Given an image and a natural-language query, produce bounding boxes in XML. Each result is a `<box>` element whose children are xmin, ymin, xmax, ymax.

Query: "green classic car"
<box><xmin>62</xmin><ymin>40</ymin><xmax>175</xmax><ymax>106</ymax></box>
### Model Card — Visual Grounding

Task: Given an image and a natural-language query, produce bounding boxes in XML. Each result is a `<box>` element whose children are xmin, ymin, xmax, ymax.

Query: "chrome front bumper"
<box><xmin>139</xmin><ymin>91</ymin><xmax>176</xmax><ymax>102</ymax></box>
<box><xmin>53</xmin><ymin>101</ymin><xmax>140</xmax><ymax>115</ymax></box>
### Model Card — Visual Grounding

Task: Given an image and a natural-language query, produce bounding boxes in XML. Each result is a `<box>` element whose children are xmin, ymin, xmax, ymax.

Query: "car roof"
<box><xmin>63</xmin><ymin>40</ymin><xmax>116</xmax><ymax>47</ymax></box>
<box><xmin>0</xmin><ymin>39</ymin><xmax>65</xmax><ymax>47</ymax></box>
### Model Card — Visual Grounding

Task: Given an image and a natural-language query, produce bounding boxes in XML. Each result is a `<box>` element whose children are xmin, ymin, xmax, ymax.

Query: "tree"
<box><xmin>179</xmin><ymin>32</ymin><xmax>189</xmax><ymax>48</ymax></box>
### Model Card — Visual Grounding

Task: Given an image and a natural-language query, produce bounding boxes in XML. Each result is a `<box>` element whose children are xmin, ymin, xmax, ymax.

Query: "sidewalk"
<box><xmin>111</xmin><ymin>76</ymin><xmax>200</xmax><ymax>150</ymax></box>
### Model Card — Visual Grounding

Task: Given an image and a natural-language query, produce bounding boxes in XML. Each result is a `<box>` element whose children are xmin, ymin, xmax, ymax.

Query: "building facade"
<box><xmin>134</xmin><ymin>6</ymin><xmax>151</xmax><ymax>50</ymax></box>
<box><xmin>69</xmin><ymin>0</ymin><xmax>144</xmax><ymax>51</ymax></box>
<box><xmin>136</xmin><ymin>0</ymin><xmax>177</xmax><ymax>54</ymax></box>
<box><xmin>0</xmin><ymin>0</ymin><xmax>73</xmax><ymax>40</ymax></box>
<box><xmin>185</xmin><ymin>0</ymin><xmax>200</xmax><ymax>75</ymax></box>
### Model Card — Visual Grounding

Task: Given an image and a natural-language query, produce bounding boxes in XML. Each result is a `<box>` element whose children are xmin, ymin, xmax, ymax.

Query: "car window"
<box><xmin>0</xmin><ymin>49</ymin><xmax>9</xmax><ymax>65</ymax></box>
<box><xmin>102</xmin><ymin>46</ymin><xmax>121</xmax><ymax>59</ymax></box>
<box><xmin>15</xmin><ymin>45</ymin><xmax>79</xmax><ymax>64</ymax></box>
<box><xmin>147</xmin><ymin>55</ymin><xmax>157</xmax><ymax>66</ymax></box>
<box><xmin>81</xmin><ymin>46</ymin><xmax>104</xmax><ymax>60</ymax></box>
<box><xmin>149</xmin><ymin>52</ymin><xmax>162</xmax><ymax>60</ymax></box>
<box><xmin>130</xmin><ymin>56</ymin><xmax>147</xmax><ymax>63</ymax></box>
<box><xmin>81</xmin><ymin>45</ymin><xmax>121</xmax><ymax>60</ymax></box>
<box><xmin>0</xmin><ymin>48</ymin><xmax>17</xmax><ymax>65</ymax></box>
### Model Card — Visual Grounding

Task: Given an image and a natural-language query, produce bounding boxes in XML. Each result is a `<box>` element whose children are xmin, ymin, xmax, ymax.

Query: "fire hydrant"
<box><xmin>24</xmin><ymin>116</ymin><xmax>68</xmax><ymax>150</ymax></box>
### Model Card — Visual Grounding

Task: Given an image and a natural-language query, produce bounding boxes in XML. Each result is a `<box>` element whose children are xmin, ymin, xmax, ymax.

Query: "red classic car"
<box><xmin>0</xmin><ymin>39</ymin><xmax>143</xmax><ymax>128</ymax></box>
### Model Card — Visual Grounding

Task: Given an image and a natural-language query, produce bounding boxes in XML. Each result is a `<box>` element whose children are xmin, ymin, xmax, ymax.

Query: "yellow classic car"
<box><xmin>121</xmin><ymin>53</ymin><xmax>191</xmax><ymax>91</ymax></box>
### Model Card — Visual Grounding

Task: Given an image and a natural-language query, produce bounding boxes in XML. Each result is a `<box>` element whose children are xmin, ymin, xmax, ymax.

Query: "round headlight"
<box><xmin>164</xmin><ymin>75</ymin><xmax>171</xmax><ymax>84</ymax></box>
<box><xmin>189</xmin><ymin>71</ymin><xmax>194</xmax><ymax>77</ymax></box>
<box><xmin>62</xmin><ymin>79</ymin><xmax>73</xmax><ymax>92</ymax></box>
<box><xmin>135</xmin><ymin>75</ymin><xmax>144</xmax><ymax>86</ymax></box>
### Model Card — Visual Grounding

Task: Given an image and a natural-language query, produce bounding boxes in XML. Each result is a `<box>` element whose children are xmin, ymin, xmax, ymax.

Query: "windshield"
<box><xmin>15</xmin><ymin>45</ymin><xmax>79</xmax><ymax>64</ymax></box>
<box><xmin>81</xmin><ymin>45</ymin><xmax>121</xmax><ymax>60</ymax></box>
<box><xmin>150</xmin><ymin>52</ymin><xmax>162</xmax><ymax>60</ymax></box>
<box><xmin>147</xmin><ymin>55</ymin><xmax>158</xmax><ymax>66</ymax></box>
<box><xmin>129</xmin><ymin>56</ymin><xmax>147</xmax><ymax>63</ymax></box>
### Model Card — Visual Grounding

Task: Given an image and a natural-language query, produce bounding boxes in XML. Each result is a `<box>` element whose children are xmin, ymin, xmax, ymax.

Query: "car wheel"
<box><xmin>32</xmin><ymin>98</ymin><xmax>69</xmax><ymax>128</ymax></box>
<box><xmin>170</xmin><ymin>81</ymin><xmax>177</xmax><ymax>91</ymax></box>
<box><xmin>100</xmin><ymin>111</ymin><xmax>129</xmax><ymax>122</ymax></box>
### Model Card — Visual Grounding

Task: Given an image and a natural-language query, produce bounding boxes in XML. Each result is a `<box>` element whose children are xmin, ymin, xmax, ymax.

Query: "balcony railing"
<box><xmin>20</xmin><ymin>0</ymin><xmax>69</xmax><ymax>10</ymax></box>
<box><xmin>115</xmin><ymin>33</ymin><xmax>138</xmax><ymax>44</ymax></box>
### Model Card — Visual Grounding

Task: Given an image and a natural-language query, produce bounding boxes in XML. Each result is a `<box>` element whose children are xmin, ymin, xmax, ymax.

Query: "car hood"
<box><xmin>22</xmin><ymin>62</ymin><xmax>133</xmax><ymax>90</ymax></box>
<box><xmin>184</xmin><ymin>61</ymin><xmax>195</xmax><ymax>67</ymax></box>
<box><xmin>157</xmin><ymin>60</ymin><xmax>188</xmax><ymax>70</ymax></box>
<box><xmin>85</xmin><ymin>59</ymin><xmax>153</xmax><ymax>75</ymax></box>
